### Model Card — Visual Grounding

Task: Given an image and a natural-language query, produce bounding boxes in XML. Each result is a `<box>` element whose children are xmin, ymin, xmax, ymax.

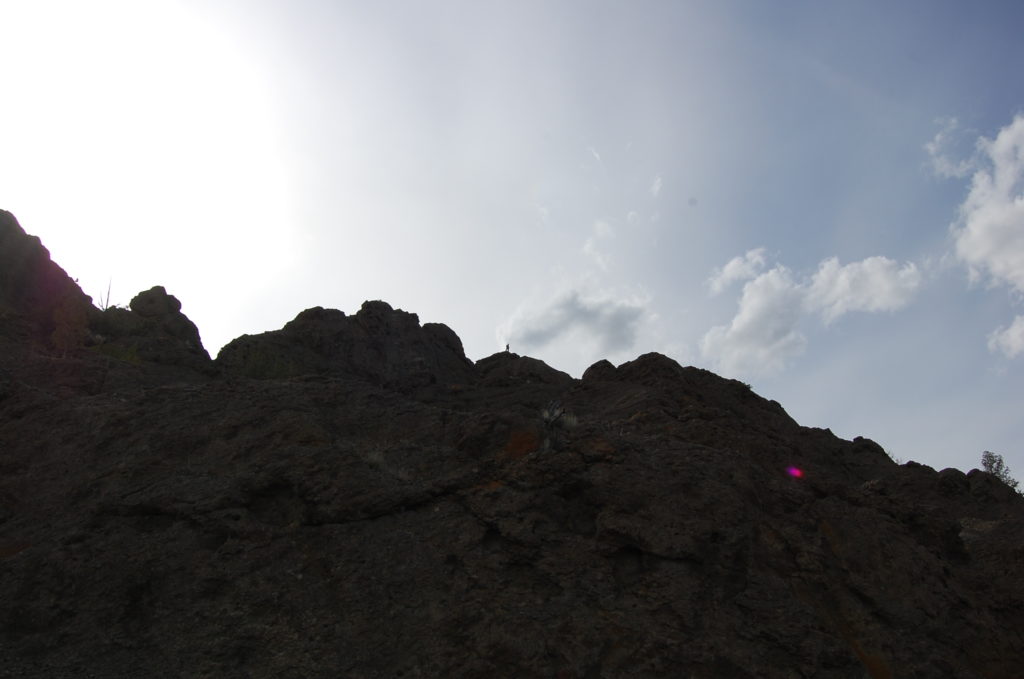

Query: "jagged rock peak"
<box><xmin>217</xmin><ymin>300</ymin><xmax>474</xmax><ymax>388</ymax></box>
<box><xmin>4</xmin><ymin>212</ymin><xmax>1024</xmax><ymax>677</ymax></box>
<box><xmin>91</xmin><ymin>285</ymin><xmax>211</xmax><ymax>372</ymax></box>
<box><xmin>0</xmin><ymin>212</ymin><xmax>210</xmax><ymax>388</ymax></box>
<box><xmin>0</xmin><ymin>209</ymin><xmax>92</xmax><ymax>342</ymax></box>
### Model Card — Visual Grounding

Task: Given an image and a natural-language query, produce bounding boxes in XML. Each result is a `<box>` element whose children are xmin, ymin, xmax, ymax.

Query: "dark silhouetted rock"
<box><xmin>0</xmin><ymin>209</ymin><xmax>92</xmax><ymax>349</ymax></box>
<box><xmin>216</xmin><ymin>300</ymin><xmax>475</xmax><ymax>389</ymax></box>
<box><xmin>475</xmin><ymin>351</ymin><xmax>573</xmax><ymax>387</ymax></box>
<box><xmin>0</xmin><ymin>213</ymin><xmax>211</xmax><ymax>392</ymax></box>
<box><xmin>88</xmin><ymin>285</ymin><xmax>212</xmax><ymax>382</ymax></box>
<box><xmin>581</xmin><ymin>358</ymin><xmax>616</xmax><ymax>381</ymax></box>
<box><xmin>130</xmin><ymin>285</ymin><xmax>183</xmax><ymax>317</ymax></box>
<box><xmin>1</xmin><ymin>214</ymin><xmax>1023</xmax><ymax>678</ymax></box>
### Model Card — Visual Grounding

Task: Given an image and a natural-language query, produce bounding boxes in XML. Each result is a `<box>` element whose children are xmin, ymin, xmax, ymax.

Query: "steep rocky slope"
<box><xmin>2</xmin><ymin>210</ymin><xmax>1023</xmax><ymax>678</ymax></box>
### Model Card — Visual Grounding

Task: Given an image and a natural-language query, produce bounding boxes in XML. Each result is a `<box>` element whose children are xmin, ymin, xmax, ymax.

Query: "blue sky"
<box><xmin>2</xmin><ymin>1</ymin><xmax>1023</xmax><ymax>478</ymax></box>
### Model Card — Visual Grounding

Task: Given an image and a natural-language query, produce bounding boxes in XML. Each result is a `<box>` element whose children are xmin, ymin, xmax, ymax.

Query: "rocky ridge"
<box><xmin>1</xmin><ymin>210</ymin><xmax>1023</xmax><ymax>678</ymax></box>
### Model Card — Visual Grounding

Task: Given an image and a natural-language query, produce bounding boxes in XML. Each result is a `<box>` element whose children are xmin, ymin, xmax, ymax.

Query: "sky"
<box><xmin>2</xmin><ymin>0</ymin><xmax>1023</xmax><ymax>478</ymax></box>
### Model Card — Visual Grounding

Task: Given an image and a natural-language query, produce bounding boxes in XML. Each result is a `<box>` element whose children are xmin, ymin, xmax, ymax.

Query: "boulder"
<box><xmin>130</xmin><ymin>285</ymin><xmax>182</xmax><ymax>317</ymax></box>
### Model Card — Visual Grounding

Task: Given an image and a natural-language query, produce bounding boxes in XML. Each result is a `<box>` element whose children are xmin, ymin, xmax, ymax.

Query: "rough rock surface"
<box><xmin>216</xmin><ymin>302</ymin><xmax>474</xmax><ymax>389</ymax></box>
<box><xmin>0</xmin><ymin>209</ymin><xmax>92</xmax><ymax>346</ymax></box>
<box><xmin>2</xmin><ymin>215</ymin><xmax>1023</xmax><ymax>678</ymax></box>
<box><xmin>0</xmin><ymin>212</ymin><xmax>213</xmax><ymax>391</ymax></box>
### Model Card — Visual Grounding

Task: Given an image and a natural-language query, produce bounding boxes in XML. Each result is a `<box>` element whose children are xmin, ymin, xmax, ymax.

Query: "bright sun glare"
<box><xmin>0</xmin><ymin>1</ymin><xmax>293</xmax><ymax>350</ymax></box>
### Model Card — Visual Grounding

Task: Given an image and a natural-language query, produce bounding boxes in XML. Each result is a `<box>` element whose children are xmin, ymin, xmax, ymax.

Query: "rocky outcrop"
<box><xmin>0</xmin><ymin>209</ymin><xmax>92</xmax><ymax>349</ymax></box>
<box><xmin>86</xmin><ymin>286</ymin><xmax>212</xmax><ymax>375</ymax></box>
<box><xmin>475</xmin><ymin>350</ymin><xmax>574</xmax><ymax>387</ymax></box>
<box><xmin>0</xmin><ymin>214</ymin><xmax>212</xmax><ymax>392</ymax></box>
<box><xmin>1</xmin><ymin>215</ymin><xmax>1023</xmax><ymax>678</ymax></box>
<box><xmin>216</xmin><ymin>301</ymin><xmax>475</xmax><ymax>389</ymax></box>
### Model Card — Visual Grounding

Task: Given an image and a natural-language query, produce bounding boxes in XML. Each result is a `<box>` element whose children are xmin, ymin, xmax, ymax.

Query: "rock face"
<box><xmin>0</xmin><ymin>212</ymin><xmax>213</xmax><ymax>390</ymax></box>
<box><xmin>0</xmin><ymin>209</ymin><xmax>92</xmax><ymax>347</ymax></box>
<box><xmin>93</xmin><ymin>285</ymin><xmax>212</xmax><ymax>371</ymax></box>
<box><xmin>216</xmin><ymin>301</ymin><xmax>474</xmax><ymax>389</ymax></box>
<box><xmin>1</xmin><ymin>216</ymin><xmax>1023</xmax><ymax>678</ymax></box>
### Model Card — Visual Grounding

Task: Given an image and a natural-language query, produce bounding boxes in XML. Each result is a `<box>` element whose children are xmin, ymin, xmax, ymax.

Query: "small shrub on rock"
<box><xmin>981</xmin><ymin>451</ymin><xmax>1020</xmax><ymax>492</ymax></box>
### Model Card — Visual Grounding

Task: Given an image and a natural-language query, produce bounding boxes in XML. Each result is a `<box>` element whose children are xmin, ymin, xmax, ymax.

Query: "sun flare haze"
<box><xmin>2</xmin><ymin>0</ymin><xmax>1023</xmax><ymax>478</ymax></box>
<box><xmin>0</xmin><ymin>0</ymin><xmax>296</xmax><ymax>351</ymax></box>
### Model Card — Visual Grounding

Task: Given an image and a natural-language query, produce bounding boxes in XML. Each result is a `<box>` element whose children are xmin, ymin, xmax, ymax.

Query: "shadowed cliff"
<box><xmin>2</xmin><ymin>210</ymin><xmax>1022</xmax><ymax>678</ymax></box>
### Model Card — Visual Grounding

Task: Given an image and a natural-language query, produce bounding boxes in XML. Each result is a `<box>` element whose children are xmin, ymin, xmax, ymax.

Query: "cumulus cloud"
<box><xmin>701</xmin><ymin>252</ymin><xmax>922</xmax><ymax>376</ymax></box>
<box><xmin>650</xmin><ymin>174</ymin><xmax>663</xmax><ymax>197</ymax></box>
<box><xmin>988</xmin><ymin>316</ymin><xmax>1024</xmax><ymax>358</ymax></box>
<box><xmin>700</xmin><ymin>266</ymin><xmax>806</xmax><ymax>376</ymax></box>
<box><xmin>505</xmin><ymin>289</ymin><xmax>646</xmax><ymax>354</ymax></box>
<box><xmin>806</xmin><ymin>256</ymin><xmax>922</xmax><ymax>323</ymax></box>
<box><xmin>706</xmin><ymin>248</ymin><xmax>766</xmax><ymax>295</ymax></box>
<box><xmin>948</xmin><ymin>115</ymin><xmax>1024</xmax><ymax>357</ymax></box>
<box><xmin>952</xmin><ymin>114</ymin><xmax>1024</xmax><ymax>295</ymax></box>
<box><xmin>925</xmin><ymin>117</ymin><xmax>973</xmax><ymax>179</ymax></box>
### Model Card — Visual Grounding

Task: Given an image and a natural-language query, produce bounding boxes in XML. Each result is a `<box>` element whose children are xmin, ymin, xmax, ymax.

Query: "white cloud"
<box><xmin>707</xmin><ymin>248</ymin><xmax>766</xmax><ymax>295</ymax></box>
<box><xmin>700</xmin><ymin>266</ymin><xmax>806</xmax><ymax>376</ymax></box>
<box><xmin>925</xmin><ymin>117</ymin><xmax>973</xmax><ymax>179</ymax></box>
<box><xmin>949</xmin><ymin>115</ymin><xmax>1024</xmax><ymax>358</ymax></box>
<box><xmin>503</xmin><ymin>289</ymin><xmax>648</xmax><ymax>354</ymax></box>
<box><xmin>650</xmin><ymin>174</ymin><xmax>663</xmax><ymax>197</ymax></box>
<box><xmin>952</xmin><ymin>114</ymin><xmax>1024</xmax><ymax>295</ymax></box>
<box><xmin>588</xmin><ymin>146</ymin><xmax>602</xmax><ymax>164</ymax></box>
<box><xmin>806</xmin><ymin>256</ymin><xmax>922</xmax><ymax>323</ymax></box>
<box><xmin>701</xmin><ymin>252</ymin><xmax>923</xmax><ymax>376</ymax></box>
<box><xmin>583</xmin><ymin>220</ymin><xmax>614</xmax><ymax>270</ymax></box>
<box><xmin>583</xmin><ymin>238</ymin><xmax>610</xmax><ymax>271</ymax></box>
<box><xmin>988</xmin><ymin>315</ymin><xmax>1024</xmax><ymax>358</ymax></box>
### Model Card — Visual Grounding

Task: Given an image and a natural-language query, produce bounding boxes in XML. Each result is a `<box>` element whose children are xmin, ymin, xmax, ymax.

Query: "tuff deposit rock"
<box><xmin>1</xmin><ymin>215</ymin><xmax>1023</xmax><ymax>678</ymax></box>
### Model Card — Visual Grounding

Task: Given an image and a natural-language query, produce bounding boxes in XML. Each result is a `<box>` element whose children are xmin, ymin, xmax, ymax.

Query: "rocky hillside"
<box><xmin>1</xmin><ymin>209</ymin><xmax>1023</xmax><ymax>678</ymax></box>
